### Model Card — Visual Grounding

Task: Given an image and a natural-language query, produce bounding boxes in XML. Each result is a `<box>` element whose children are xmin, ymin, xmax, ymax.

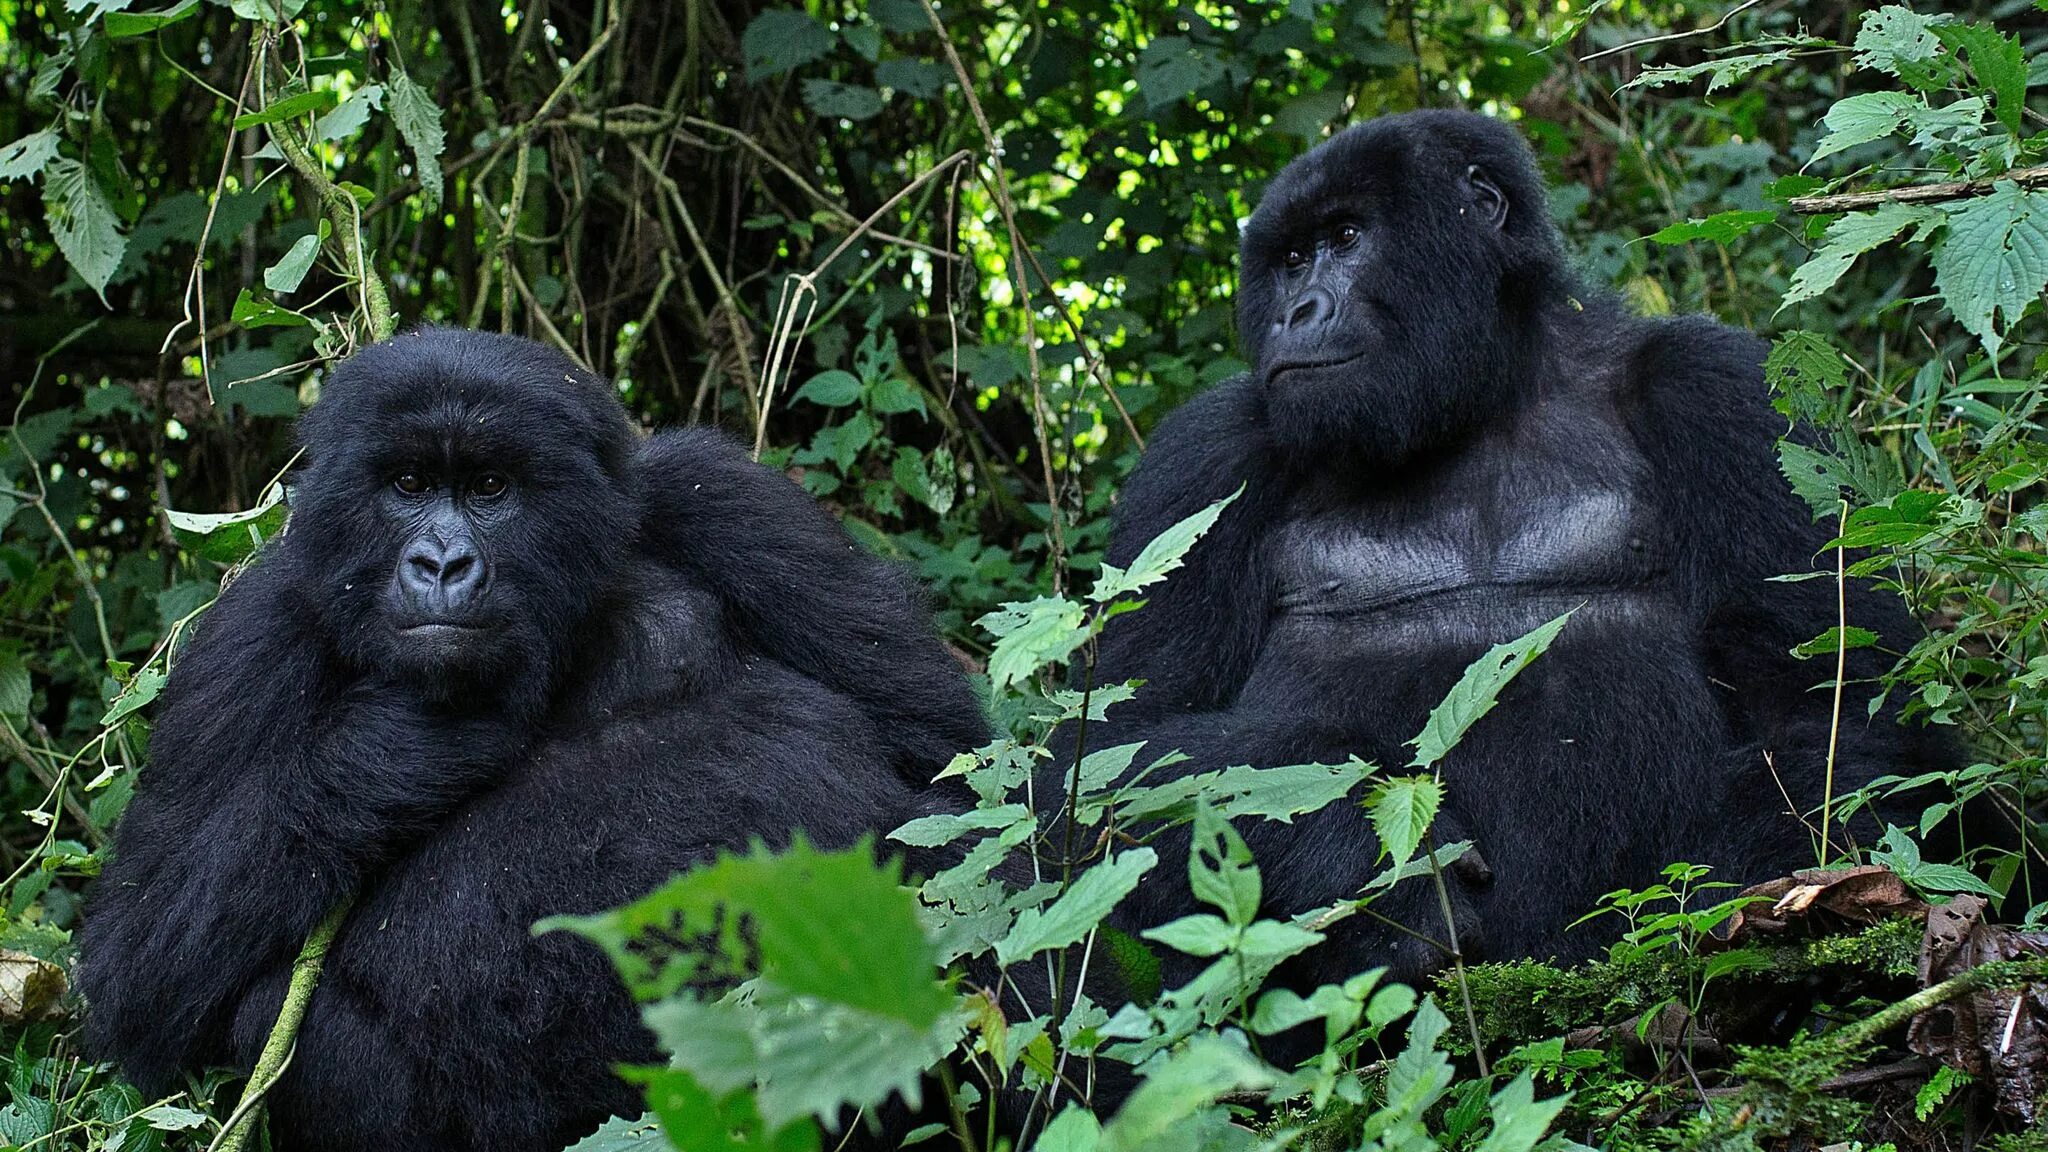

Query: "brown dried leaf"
<box><xmin>1711</xmin><ymin>864</ymin><xmax>1925</xmax><ymax>946</ymax></box>
<box><xmin>1907</xmin><ymin>894</ymin><xmax>2048</xmax><ymax>1121</ymax></box>
<box><xmin>0</xmin><ymin>949</ymin><xmax>67</xmax><ymax>1024</ymax></box>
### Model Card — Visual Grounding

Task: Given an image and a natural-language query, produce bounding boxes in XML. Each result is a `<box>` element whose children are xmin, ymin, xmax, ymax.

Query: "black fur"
<box><xmin>79</xmin><ymin>329</ymin><xmax>986</xmax><ymax>1151</ymax></box>
<box><xmin>1085</xmin><ymin>111</ymin><xmax>1955</xmax><ymax>989</ymax></box>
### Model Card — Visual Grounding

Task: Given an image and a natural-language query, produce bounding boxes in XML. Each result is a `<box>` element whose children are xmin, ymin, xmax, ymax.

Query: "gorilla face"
<box><xmin>285</xmin><ymin>330</ymin><xmax>638</xmax><ymax>701</ymax></box>
<box><xmin>1236</xmin><ymin>111</ymin><xmax>1566</xmax><ymax>469</ymax></box>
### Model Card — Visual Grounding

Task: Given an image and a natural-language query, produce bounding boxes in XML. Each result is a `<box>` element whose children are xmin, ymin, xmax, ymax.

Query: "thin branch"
<box><xmin>1581</xmin><ymin>0</ymin><xmax>1764</xmax><ymax>63</ymax></box>
<box><xmin>1789</xmin><ymin>165</ymin><xmax>2048</xmax><ymax>214</ymax></box>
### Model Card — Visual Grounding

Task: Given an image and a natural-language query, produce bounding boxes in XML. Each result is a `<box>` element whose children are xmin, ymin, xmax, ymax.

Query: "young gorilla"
<box><xmin>1088</xmin><ymin>111</ymin><xmax>1952</xmax><ymax>989</ymax></box>
<box><xmin>80</xmin><ymin>329</ymin><xmax>987</xmax><ymax>1152</ymax></box>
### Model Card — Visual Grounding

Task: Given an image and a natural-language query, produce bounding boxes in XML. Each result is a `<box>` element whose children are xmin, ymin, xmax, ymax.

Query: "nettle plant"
<box><xmin>555</xmin><ymin>496</ymin><xmax>1586</xmax><ymax>1152</ymax></box>
<box><xmin>1639</xmin><ymin>3</ymin><xmax>2048</xmax><ymax>920</ymax></box>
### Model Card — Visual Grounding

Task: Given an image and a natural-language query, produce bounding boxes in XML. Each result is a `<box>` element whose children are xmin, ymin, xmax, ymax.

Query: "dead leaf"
<box><xmin>1710</xmin><ymin>865</ymin><xmax>1926</xmax><ymax>946</ymax></box>
<box><xmin>1906</xmin><ymin>894</ymin><xmax>2048</xmax><ymax>1121</ymax></box>
<box><xmin>0</xmin><ymin>950</ymin><xmax>67</xmax><ymax>1024</ymax></box>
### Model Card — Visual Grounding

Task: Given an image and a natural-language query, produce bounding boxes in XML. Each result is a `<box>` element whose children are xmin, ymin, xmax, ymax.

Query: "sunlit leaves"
<box><xmin>1931</xmin><ymin>183</ymin><xmax>2048</xmax><ymax>356</ymax></box>
<box><xmin>0</xmin><ymin>131</ymin><xmax>60</xmax><ymax>182</ymax></box>
<box><xmin>1134</xmin><ymin>36</ymin><xmax>1226</xmax><ymax>110</ymax></box>
<box><xmin>42</xmin><ymin>159</ymin><xmax>126</xmax><ymax>304</ymax></box>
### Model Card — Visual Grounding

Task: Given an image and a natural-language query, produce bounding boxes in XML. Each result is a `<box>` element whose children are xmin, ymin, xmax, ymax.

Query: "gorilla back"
<box><xmin>79</xmin><ymin>329</ymin><xmax>987</xmax><ymax>1151</ymax></box>
<box><xmin>1090</xmin><ymin>111</ymin><xmax>1955</xmax><ymax>982</ymax></box>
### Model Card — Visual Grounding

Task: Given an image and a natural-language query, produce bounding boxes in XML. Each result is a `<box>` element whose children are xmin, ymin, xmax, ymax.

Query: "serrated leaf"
<box><xmin>559</xmin><ymin>1114</ymin><xmax>668</xmax><ymax>1152</ymax></box>
<box><xmin>43</xmin><ymin>158</ymin><xmax>127</xmax><ymax>304</ymax></box>
<box><xmin>1780</xmin><ymin>201</ymin><xmax>1936</xmax><ymax>309</ymax></box>
<box><xmin>164</xmin><ymin>482</ymin><xmax>288</xmax><ymax>563</ymax></box>
<box><xmin>995</xmin><ymin>848</ymin><xmax>1155</xmax><ymax>966</ymax></box>
<box><xmin>1932</xmin><ymin>183</ymin><xmax>2048</xmax><ymax>356</ymax></box>
<box><xmin>387</xmin><ymin>68</ymin><xmax>447</xmax><ymax>209</ymax></box>
<box><xmin>793</xmin><ymin>369</ymin><xmax>862</xmax><ymax>407</ymax></box>
<box><xmin>1091</xmin><ymin>487</ymin><xmax>1242</xmax><ymax>603</ymax></box>
<box><xmin>1645</xmin><ymin>209</ymin><xmax>1776</xmax><ymax>246</ymax></box>
<box><xmin>1189</xmin><ymin>801</ymin><xmax>1259</xmax><ymax>926</ymax></box>
<box><xmin>978</xmin><ymin>595</ymin><xmax>1087</xmax><ymax>693</ymax></box>
<box><xmin>1625</xmin><ymin>49</ymin><xmax>1796</xmax><ymax>93</ymax></box>
<box><xmin>1808</xmin><ymin>91</ymin><xmax>1918</xmax><ymax>165</ymax></box>
<box><xmin>264</xmin><ymin>231</ymin><xmax>322</xmax><ymax>294</ymax></box>
<box><xmin>138</xmin><ymin>1104</ymin><xmax>209</xmax><ymax>1131</ymax></box>
<box><xmin>1792</xmin><ymin>626</ymin><xmax>1879</xmax><ymax>659</ymax></box>
<box><xmin>1940</xmin><ymin>24</ymin><xmax>2027</xmax><ymax>134</ymax></box>
<box><xmin>1100</xmin><ymin>1035</ymin><xmax>1274</xmax><ymax>1149</ymax></box>
<box><xmin>742</xmin><ymin>10</ymin><xmax>835</xmax><ymax>81</ymax></box>
<box><xmin>874</xmin><ymin>58</ymin><xmax>946</xmax><ymax>99</ymax></box>
<box><xmin>0</xmin><ymin>130</ymin><xmax>60</xmax><ymax>182</ymax></box>
<box><xmin>0</xmin><ymin>656</ymin><xmax>30</xmax><ymax>723</ymax></box>
<box><xmin>1140</xmin><ymin>914</ymin><xmax>1235</xmax><ymax>958</ymax></box>
<box><xmin>1367</xmin><ymin>775</ymin><xmax>1440</xmax><ymax>867</ymax></box>
<box><xmin>1474</xmin><ymin>1072</ymin><xmax>1570</xmax><ymax>1152</ymax></box>
<box><xmin>231</xmin><ymin>89</ymin><xmax>338</xmax><ymax>129</ymax></box>
<box><xmin>1854</xmin><ymin>5</ymin><xmax>1955</xmax><ymax>90</ymax></box>
<box><xmin>625</xmin><ymin>1063</ymin><xmax>821</xmax><ymax>1152</ymax></box>
<box><xmin>887</xmin><ymin>804</ymin><xmax>1029</xmax><ymax>848</ymax></box>
<box><xmin>1408</xmin><ymin>612</ymin><xmax>1572</xmax><ymax>767</ymax></box>
<box><xmin>1135</xmin><ymin>36</ymin><xmax>1227</xmax><ymax>110</ymax></box>
<box><xmin>801</xmin><ymin>80</ymin><xmax>885</xmax><ymax>121</ymax></box>
<box><xmin>100</xmin><ymin>667</ymin><xmax>165</xmax><ymax>727</ymax></box>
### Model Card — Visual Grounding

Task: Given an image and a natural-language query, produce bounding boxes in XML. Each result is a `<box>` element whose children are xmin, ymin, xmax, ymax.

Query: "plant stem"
<box><xmin>210</xmin><ymin>899</ymin><xmax>353</xmax><ymax>1152</ymax></box>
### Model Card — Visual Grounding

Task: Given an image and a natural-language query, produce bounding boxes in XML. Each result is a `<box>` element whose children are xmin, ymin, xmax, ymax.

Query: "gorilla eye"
<box><xmin>1334</xmin><ymin>224</ymin><xmax>1361</xmax><ymax>246</ymax></box>
<box><xmin>1282</xmin><ymin>247</ymin><xmax>1309</xmax><ymax>270</ymax></box>
<box><xmin>392</xmin><ymin>471</ymin><xmax>429</xmax><ymax>496</ymax></box>
<box><xmin>471</xmin><ymin>472</ymin><xmax>509</xmax><ymax>499</ymax></box>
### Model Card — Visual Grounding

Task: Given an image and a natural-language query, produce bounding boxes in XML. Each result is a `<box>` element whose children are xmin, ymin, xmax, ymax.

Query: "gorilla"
<box><xmin>1084</xmin><ymin>111</ymin><xmax>1953</xmax><ymax>990</ymax></box>
<box><xmin>79</xmin><ymin>329</ymin><xmax>986</xmax><ymax>1152</ymax></box>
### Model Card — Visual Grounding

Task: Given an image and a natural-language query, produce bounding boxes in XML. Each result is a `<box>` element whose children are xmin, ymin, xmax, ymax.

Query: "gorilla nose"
<box><xmin>401</xmin><ymin>537</ymin><xmax>485</xmax><ymax>610</ymax></box>
<box><xmin>1279</xmin><ymin>287</ymin><xmax>1335</xmax><ymax>332</ymax></box>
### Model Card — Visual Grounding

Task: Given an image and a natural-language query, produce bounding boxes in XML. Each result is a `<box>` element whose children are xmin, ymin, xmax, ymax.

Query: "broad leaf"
<box><xmin>1932</xmin><ymin>183</ymin><xmax>2048</xmax><ymax>356</ymax></box>
<box><xmin>742</xmin><ymin>10</ymin><xmax>835</xmax><ymax>81</ymax></box>
<box><xmin>388</xmin><ymin>68</ymin><xmax>448</xmax><ymax>209</ymax></box>
<box><xmin>264</xmin><ymin>231</ymin><xmax>323</xmax><ymax>295</ymax></box>
<box><xmin>1367</xmin><ymin>775</ymin><xmax>1441</xmax><ymax>867</ymax></box>
<box><xmin>1807</xmin><ymin>91</ymin><xmax>1917</xmax><ymax>165</ymax></box>
<box><xmin>792</xmin><ymin>369</ymin><xmax>862</xmax><ymax>407</ymax></box>
<box><xmin>978</xmin><ymin>595</ymin><xmax>1087</xmax><ymax>693</ymax></box>
<box><xmin>1135</xmin><ymin>36</ymin><xmax>1226</xmax><ymax>110</ymax></box>
<box><xmin>43</xmin><ymin>158</ymin><xmax>127</xmax><ymax>303</ymax></box>
<box><xmin>0</xmin><ymin>130</ymin><xmax>60</xmax><ymax>182</ymax></box>
<box><xmin>801</xmin><ymin>80</ymin><xmax>885</xmax><ymax>121</ymax></box>
<box><xmin>995</xmin><ymin>848</ymin><xmax>1156</xmax><ymax>966</ymax></box>
<box><xmin>1188</xmin><ymin>802</ymin><xmax>1259</xmax><ymax>926</ymax></box>
<box><xmin>1780</xmin><ymin>201</ymin><xmax>1936</xmax><ymax>309</ymax></box>
<box><xmin>1091</xmin><ymin>487</ymin><xmax>1241</xmax><ymax>603</ymax></box>
<box><xmin>165</xmin><ymin>481</ymin><xmax>288</xmax><ymax>563</ymax></box>
<box><xmin>1645</xmin><ymin>209</ymin><xmax>1775</xmax><ymax>246</ymax></box>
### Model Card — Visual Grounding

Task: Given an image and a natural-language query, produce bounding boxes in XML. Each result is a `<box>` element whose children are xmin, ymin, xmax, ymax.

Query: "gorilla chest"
<box><xmin>1270</xmin><ymin>445</ymin><xmax>1668</xmax><ymax>641</ymax></box>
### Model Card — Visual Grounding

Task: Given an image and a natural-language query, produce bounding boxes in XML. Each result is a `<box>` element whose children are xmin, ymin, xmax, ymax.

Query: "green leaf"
<box><xmin>1140</xmin><ymin>914</ymin><xmax>1235</xmax><ymax>958</ymax></box>
<box><xmin>388</xmin><ymin>68</ymin><xmax>448</xmax><ymax>209</ymax></box>
<box><xmin>317</xmin><ymin>84</ymin><xmax>385</xmax><ymax>142</ymax></box>
<box><xmin>874</xmin><ymin>58</ymin><xmax>946</xmax><ymax>99</ymax></box>
<box><xmin>559</xmin><ymin>1114</ymin><xmax>669</xmax><ymax>1152</ymax></box>
<box><xmin>1367</xmin><ymin>775</ymin><xmax>1441</xmax><ymax>867</ymax></box>
<box><xmin>104</xmin><ymin>0</ymin><xmax>200</xmax><ymax>37</ymax></box>
<box><xmin>742</xmin><ymin>10</ymin><xmax>836</xmax><ymax>81</ymax></box>
<box><xmin>793</xmin><ymin>369</ymin><xmax>862</xmax><ymax>407</ymax></box>
<box><xmin>1792</xmin><ymin>626</ymin><xmax>1879</xmax><ymax>658</ymax></box>
<box><xmin>1408</xmin><ymin>611</ymin><xmax>1572</xmax><ymax>767</ymax></box>
<box><xmin>1645</xmin><ymin>209</ymin><xmax>1776</xmax><ymax>246</ymax></box>
<box><xmin>1932</xmin><ymin>183</ymin><xmax>2048</xmax><ymax>356</ymax></box>
<box><xmin>542</xmin><ymin>837</ymin><xmax>948</xmax><ymax>1025</ymax></box>
<box><xmin>231</xmin><ymin>288</ymin><xmax>309</xmax><ymax>329</ymax></box>
<box><xmin>1033</xmin><ymin>1106</ymin><xmax>1102</xmax><ymax>1152</ymax></box>
<box><xmin>801</xmin><ymin>80</ymin><xmax>885</xmax><ymax>121</ymax></box>
<box><xmin>978</xmin><ymin>595</ymin><xmax>1087</xmax><ymax>693</ymax></box>
<box><xmin>0</xmin><ymin>655</ymin><xmax>30</xmax><ymax>724</ymax></box>
<box><xmin>0</xmin><ymin>129</ymin><xmax>61</xmax><ymax>182</ymax></box>
<box><xmin>1941</xmin><ymin>24</ymin><xmax>2028</xmax><ymax>134</ymax></box>
<box><xmin>1908</xmin><ymin>863</ymin><xmax>2000</xmax><ymax>897</ymax></box>
<box><xmin>1474</xmin><ymin>1072</ymin><xmax>1570</xmax><ymax>1152</ymax></box>
<box><xmin>888</xmin><ymin>804</ymin><xmax>1029</xmax><ymax>848</ymax></box>
<box><xmin>1625</xmin><ymin>49</ymin><xmax>1797</xmax><ymax>93</ymax></box>
<box><xmin>625</xmin><ymin>1065</ymin><xmax>820</xmax><ymax>1152</ymax></box>
<box><xmin>231</xmin><ymin>89</ymin><xmax>339</xmax><ymax>129</ymax></box>
<box><xmin>137</xmin><ymin>1104</ymin><xmax>209</xmax><ymax>1131</ymax></box>
<box><xmin>100</xmin><ymin>667</ymin><xmax>165</xmax><ymax>727</ymax></box>
<box><xmin>1780</xmin><ymin>201</ymin><xmax>1937</xmax><ymax>309</ymax></box>
<box><xmin>165</xmin><ymin>482</ymin><xmax>288</xmax><ymax>563</ymax></box>
<box><xmin>995</xmin><ymin>848</ymin><xmax>1156</xmax><ymax>966</ymax></box>
<box><xmin>1188</xmin><ymin>801</ymin><xmax>1259</xmax><ymax>926</ymax></box>
<box><xmin>264</xmin><ymin>231</ymin><xmax>323</xmax><ymax>295</ymax></box>
<box><xmin>1135</xmin><ymin>36</ymin><xmax>1227</xmax><ymax>110</ymax></box>
<box><xmin>1853</xmin><ymin>5</ymin><xmax>1956</xmax><ymax>90</ymax></box>
<box><xmin>1091</xmin><ymin>487</ymin><xmax>1242</xmax><ymax>603</ymax></box>
<box><xmin>1272</xmin><ymin>88</ymin><xmax>1348</xmax><ymax>140</ymax></box>
<box><xmin>1808</xmin><ymin>91</ymin><xmax>1918</xmax><ymax>165</ymax></box>
<box><xmin>1098</xmin><ymin>1035</ymin><xmax>1273</xmax><ymax>1150</ymax></box>
<box><xmin>1765</xmin><ymin>330</ymin><xmax>1848</xmax><ymax>424</ymax></box>
<box><xmin>43</xmin><ymin>158</ymin><xmax>128</xmax><ymax>304</ymax></box>
<box><xmin>869</xmin><ymin>377</ymin><xmax>927</xmax><ymax>416</ymax></box>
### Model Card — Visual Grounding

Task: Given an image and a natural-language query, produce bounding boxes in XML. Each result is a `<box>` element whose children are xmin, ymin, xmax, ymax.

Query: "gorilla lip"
<box><xmin>1267</xmin><ymin>349</ymin><xmax>1371</xmax><ymax>383</ymax></box>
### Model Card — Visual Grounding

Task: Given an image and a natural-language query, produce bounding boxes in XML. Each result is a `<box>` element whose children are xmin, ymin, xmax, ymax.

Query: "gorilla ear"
<box><xmin>1465</xmin><ymin>164</ymin><xmax>1509</xmax><ymax>231</ymax></box>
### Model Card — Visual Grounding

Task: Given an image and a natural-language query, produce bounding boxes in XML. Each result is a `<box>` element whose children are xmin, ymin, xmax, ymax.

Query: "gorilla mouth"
<box><xmin>1267</xmin><ymin>349</ymin><xmax>1372</xmax><ymax>383</ymax></box>
<box><xmin>399</xmin><ymin>622</ymin><xmax>483</xmax><ymax>637</ymax></box>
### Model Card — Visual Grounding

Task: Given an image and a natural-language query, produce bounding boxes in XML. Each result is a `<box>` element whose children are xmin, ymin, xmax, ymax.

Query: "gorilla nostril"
<box><xmin>1283</xmin><ymin>289</ymin><xmax>1332</xmax><ymax>331</ymax></box>
<box><xmin>440</xmin><ymin>553</ymin><xmax>475</xmax><ymax>584</ymax></box>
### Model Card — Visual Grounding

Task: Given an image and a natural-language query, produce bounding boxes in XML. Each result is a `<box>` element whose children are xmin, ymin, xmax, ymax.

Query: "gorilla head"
<box><xmin>1237</xmin><ymin>110</ymin><xmax>1569</xmax><ymax>468</ymax></box>
<box><xmin>286</xmin><ymin>329</ymin><xmax>638</xmax><ymax>703</ymax></box>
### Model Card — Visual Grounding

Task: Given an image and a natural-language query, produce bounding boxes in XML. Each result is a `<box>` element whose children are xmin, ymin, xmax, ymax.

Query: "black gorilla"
<box><xmin>1085</xmin><ymin>111</ymin><xmax>1951</xmax><ymax>987</ymax></box>
<box><xmin>80</xmin><ymin>329</ymin><xmax>986</xmax><ymax>1151</ymax></box>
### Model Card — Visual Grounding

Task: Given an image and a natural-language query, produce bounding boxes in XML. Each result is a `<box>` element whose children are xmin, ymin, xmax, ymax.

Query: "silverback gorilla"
<box><xmin>1087</xmin><ymin>111</ymin><xmax>1951</xmax><ymax>988</ymax></box>
<box><xmin>80</xmin><ymin>329</ymin><xmax>986</xmax><ymax>1151</ymax></box>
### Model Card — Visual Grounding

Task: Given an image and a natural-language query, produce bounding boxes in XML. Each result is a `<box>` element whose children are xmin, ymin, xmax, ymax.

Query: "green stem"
<box><xmin>268</xmin><ymin>123</ymin><xmax>395</xmax><ymax>341</ymax></box>
<box><xmin>211</xmin><ymin>899</ymin><xmax>353</xmax><ymax>1152</ymax></box>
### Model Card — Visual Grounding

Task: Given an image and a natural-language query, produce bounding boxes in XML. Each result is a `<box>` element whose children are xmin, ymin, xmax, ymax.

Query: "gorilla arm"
<box><xmin>634</xmin><ymin>428</ymin><xmax>988</xmax><ymax>779</ymax></box>
<box><xmin>80</xmin><ymin>561</ymin><xmax>519</xmax><ymax>1090</ymax></box>
<box><xmin>1092</xmin><ymin>375</ymin><xmax>1286</xmax><ymax>717</ymax></box>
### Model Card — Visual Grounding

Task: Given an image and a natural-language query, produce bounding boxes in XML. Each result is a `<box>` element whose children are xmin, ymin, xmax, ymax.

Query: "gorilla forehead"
<box><xmin>1246</xmin><ymin>111</ymin><xmax>1551</xmax><ymax>243</ymax></box>
<box><xmin>305</xmin><ymin>328</ymin><xmax>634</xmax><ymax>474</ymax></box>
